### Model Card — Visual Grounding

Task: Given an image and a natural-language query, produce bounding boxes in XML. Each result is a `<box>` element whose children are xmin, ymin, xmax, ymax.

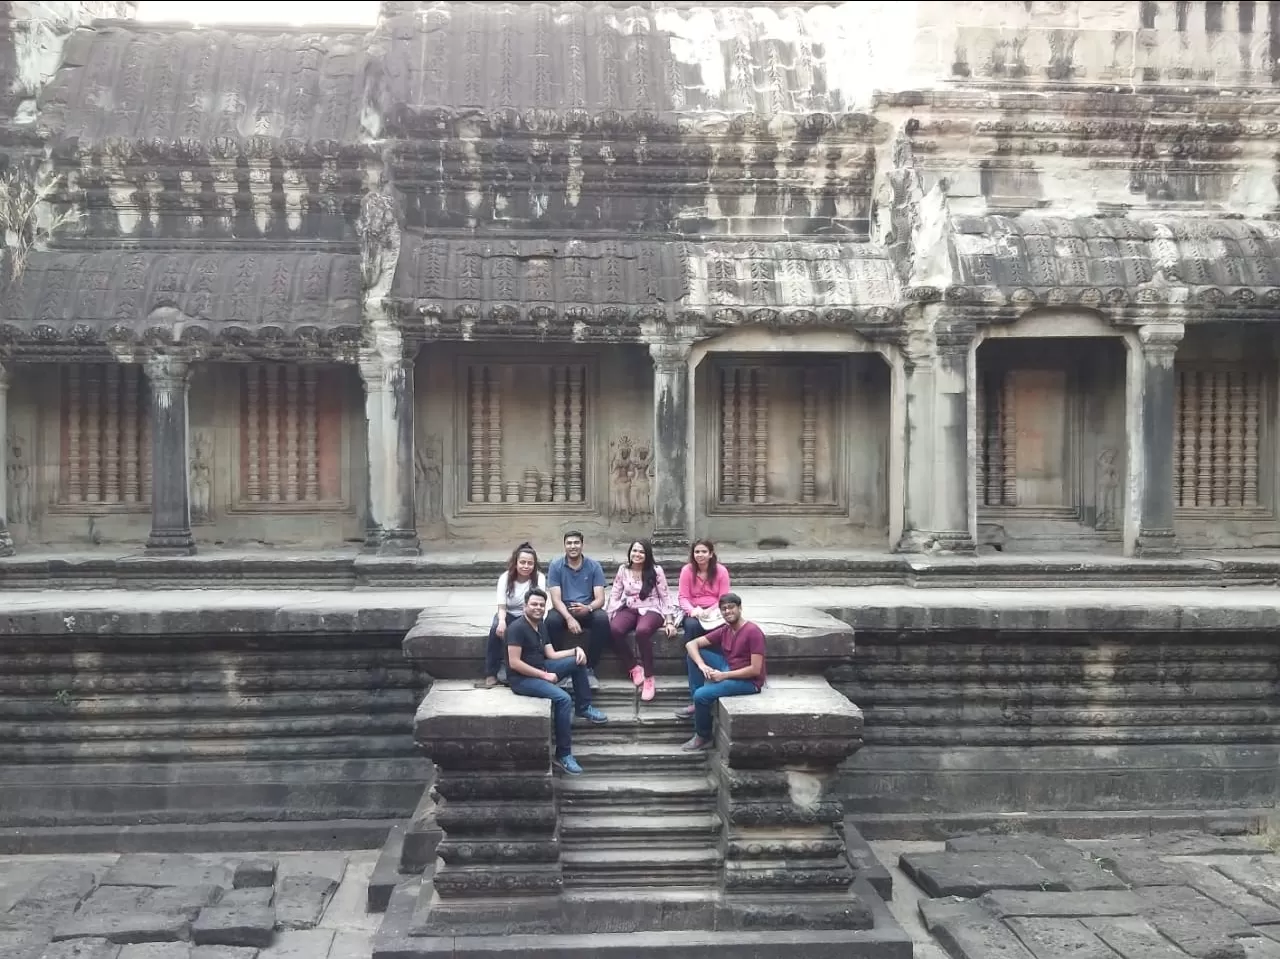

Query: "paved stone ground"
<box><xmin>875</xmin><ymin>832</ymin><xmax>1280</xmax><ymax>959</ymax></box>
<box><xmin>0</xmin><ymin>850</ymin><xmax>378</xmax><ymax>958</ymax></box>
<box><xmin>5</xmin><ymin>833</ymin><xmax>1280</xmax><ymax>957</ymax></box>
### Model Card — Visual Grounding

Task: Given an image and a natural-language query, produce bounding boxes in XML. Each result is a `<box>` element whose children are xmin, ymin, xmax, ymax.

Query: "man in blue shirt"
<box><xmin>546</xmin><ymin>529</ymin><xmax>610</xmax><ymax>690</ymax></box>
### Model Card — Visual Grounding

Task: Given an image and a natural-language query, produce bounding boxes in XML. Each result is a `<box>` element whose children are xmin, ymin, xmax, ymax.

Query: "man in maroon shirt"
<box><xmin>676</xmin><ymin>592</ymin><xmax>766</xmax><ymax>751</ymax></box>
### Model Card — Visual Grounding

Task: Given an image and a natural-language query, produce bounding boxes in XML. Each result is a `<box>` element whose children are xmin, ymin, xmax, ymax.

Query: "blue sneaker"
<box><xmin>554</xmin><ymin>754</ymin><xmax>584</xmax><ymax>776</ymax></box>
<box><xmin>577</xmin><ymin>706</ymin><xmax>608</xmax><ymax>725</ymax></box>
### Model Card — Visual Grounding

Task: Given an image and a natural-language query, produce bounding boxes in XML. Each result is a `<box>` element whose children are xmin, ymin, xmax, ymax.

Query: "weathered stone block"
<box><xmin>100</xmin><ymin>858</ymin><xmax>232</xmax><ymax>893</ymax></box>
<box><xmin>213</xmin><ymin>890</ymin><xmax>272</xmax><ymax>910</ymax></box>
<box><xmin>1177</xmin><ymin>861</ymin><xmax>1280</xmax><ymax>925</ymax></box>
<box><xmin>978</xmin><ymin>890</ymin><xmax>1142</xmax><ymax>919</ymax></box>
<box><xmin>1081</xmin><ymin>916</ymin><xmax>1188</xmax><ymax>959</ymax></box>
<box><xmin>231</xmin><ymin>861</ymin><xmax>276</xmax><ymax>890</ymax></box>
<box><xmin>75</xmin><ymin>887</ymin><xmax>222</xmax><ymax>922</ymax></box>
<box><xmin>272</xmin><ymin>876</ymin><xmax>336</xmax><ymax>931</ymax></box>
<box><xmin>51</xmin><ymin>913</ymin><xmax>191</xmax><ymax>945</ymax></box>
<box><xmin>38</xmin><ymin>939</ymin><xmax>121</xmax><ymax>959</ymax></box>
<box><xmin>1134</xmin><ymin>886</ymin><xmax>1251</xmax><ymax>959</ymax></box>
<box><xmin>3</xmin><ymin>872</ymin><xmax>98</xmax><ymax>929</ymax></box>
<box><xmin>1214</xmin><ymin>859</ymin><xmax>1280</xmax><ymax>910</ymax></box>
<box><xmin>190</xmin><ymin>905</ymin><xmax>275</xmax><ymax>948</ymax></box>
<box><xmin>918</xmin><ymin>897</ymin><xmax>1037</xmax><ymax>959</ymax></box>
<box><xmin>1007</xmin><ymin>916</ymin><xmax>1122</xmax><ymax>959</ymax></box>
<box><xmin>901</xmin><ymin>852</ymin><xmax>1070</xmax><ymax>898</ymax></box>
<box><xmin>716</xmin><ymin>677</ymin><xmax>863</xmax><ymax>768</ymax></box>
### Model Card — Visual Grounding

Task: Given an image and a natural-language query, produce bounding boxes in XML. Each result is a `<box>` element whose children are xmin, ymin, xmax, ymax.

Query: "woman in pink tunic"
<box><xmin>677</xmin><ymin>539</ymin><xmax>731</xmax><ymax>642</ymax></box>
<box><xmin>606</xmin><ymin>539</ymin><xmax>676</xmax><ymax>702</ymax></box>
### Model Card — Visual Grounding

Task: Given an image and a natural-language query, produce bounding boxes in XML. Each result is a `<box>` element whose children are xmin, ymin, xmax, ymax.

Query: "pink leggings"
<box><xmin>609</xmin><ymin>608</ymin><xmax>663</xmax><ymax>675</ymax></box>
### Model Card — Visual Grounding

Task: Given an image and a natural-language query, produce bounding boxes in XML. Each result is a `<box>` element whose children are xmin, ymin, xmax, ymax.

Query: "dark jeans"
<box><xmin>682</xmin><ymin>616</ymin><xmax>709</xmax><ymax>643</ymax></box>
<box><xmin>485</xmin><ymin>612</ymin><xmax>519</xmax><ymax>678</ymax></box>
<box><xmin>546</xmin><ymin>607</ymin><xmax>610</xmax><ymax>669</ymax></box>
<box><xmin>686</xmin><ymin>648</ymin><xmax>759</xmax><ymax>740</ymax></box>
<box><xmin>609</xmin><ymin>608</ymin><xmax>664</xmax><ymax>675</ymax></box>
<box><xmin>508</xmin><ymin>656</ymin><xmax>594</xmax><ymax>758</ymax></box>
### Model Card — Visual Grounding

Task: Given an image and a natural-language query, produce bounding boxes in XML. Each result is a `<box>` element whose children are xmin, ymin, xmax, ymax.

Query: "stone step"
<box><xmin>558</xmin><ymin>773</ymin><xmax>717</xmax><ymax>807</ymax></box>
<box><xmin>560</xmin><ymin>811</ymin><xmax>722</xmax><ymax>845</ymax></box>
<box><xmin>561</xmin><ymin>846</ymin><xmax>721</xmax><ymax>888</ymax></box>
<box><xmin>572</xmin><ymin>741</ymin><xmax>710</xmax><ymax>773</ymax></box>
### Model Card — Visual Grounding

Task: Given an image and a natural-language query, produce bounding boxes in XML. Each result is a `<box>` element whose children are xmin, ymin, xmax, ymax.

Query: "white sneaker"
<box><xmin>587</xmin><ymin>669</ymin><xmax>600</xmax><ymax>690</ymax></box>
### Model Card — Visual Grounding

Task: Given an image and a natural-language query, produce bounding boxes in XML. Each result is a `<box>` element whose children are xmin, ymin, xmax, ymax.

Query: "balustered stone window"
<box><xmin>1174</xmin><ymin>364</ymin><xmax>1268</xmax><ymax>513</ymax></box>
<box><xmin>57</xmin><ymin>364</ymin><xmax>151</xmax><ymax>509</ymax></box>
<box><xmin>235</xmin><ymin>363</ymin><xmax>345</xmax><ymax>509</ymax></box>
<box><xmin>709</xmin><ymin>358</ymin><xmax>845</xmax><ymax>512</ymax></box>
<box><xmin>460</xmin><ymin>360</ymin><xmax>593</xmax><ymax>510</ymax></box>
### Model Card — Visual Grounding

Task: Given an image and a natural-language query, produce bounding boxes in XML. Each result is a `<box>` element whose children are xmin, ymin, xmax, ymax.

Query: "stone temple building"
<box><xmin>3</xmin><ymin>0</ymin><xmax>1280</xmax><ymax>930</ymax></box>
<box><xmin>5</xmin><ymin>0</ymin><xmax>1279</xmax><ymax>561</ymax></box>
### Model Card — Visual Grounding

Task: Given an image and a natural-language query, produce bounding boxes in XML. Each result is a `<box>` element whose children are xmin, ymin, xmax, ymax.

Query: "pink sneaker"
<box><xmin>629</xmin><ymin>665</ymin><xmax>645</xmax><ymax>687</ymax></box>
<box><xmin>641</xmin><ymin>676</ymin><xmax>656</xmax><ymax>702</ymax></box>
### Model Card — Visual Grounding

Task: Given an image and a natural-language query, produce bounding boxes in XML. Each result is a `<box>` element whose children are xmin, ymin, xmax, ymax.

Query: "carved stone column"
<box><xmin>0</xmin><ymin>363</ymin><xmax>14</xmax><ymax>557</ymax></box>
<box><xmin>359</xmin><ymin>348</ymin><xmax>419</xmax><ymax>555</ymax></box>
<box><xmin>1134</xmin><ymin>322</ymin><xmax>1185</xmax><ymax>558</ymax></box>
<box><xmin>650</xmin><ymin>341</ymin><xmax>692</xmax><ymax>550</ymax></box>
<box><xmin>144</xmin><ymin>356</ymin><xmax>196</xmax><ymax>555</ymax></box>
<box><xmin>898</xmin><ymin>316</ymin><xmax>975</xmax><ymax>553</ymax></box>
<box><xmin>409</xmin><ymin>682</ymin><xmax>562</xmax><ymax>936</ymax></box>
<box><xmin>713</xmin><ymin>678</ymin><xmax>872</xmax><ymax>930</ymax></box>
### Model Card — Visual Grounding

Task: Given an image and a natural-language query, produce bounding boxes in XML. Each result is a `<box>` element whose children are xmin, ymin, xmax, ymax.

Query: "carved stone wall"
<box><xmin>976</xmin><ymin>338</ymin><xmax>1127</xmax><ymax>552</ymax></box>
<box><xmin>838</xmin><ymin>626</ymin><xmax>1279</xmax><ymax>830</ymax></box>
<box><xmin>416</xmin><ymin>343</ymin><xmax>654</xmax><ymax>548</ymax></box>
<box><xmin>1173</xmin><ymin>324</ymin><xmax>1280</xmax><ymax>548</ymax></box>
<box><xmin>696</xmin><ymin>352</ymin><xmax>891</xmax><ymax>549</ymax></box>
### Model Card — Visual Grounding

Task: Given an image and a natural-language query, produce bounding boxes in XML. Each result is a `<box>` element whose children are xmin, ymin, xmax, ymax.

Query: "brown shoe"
<box><xmin>681</xmin><ymin>734</ymin><xmax>712</xmax><ymax>752</ymax></box>
<box><xmin>673</xmin><ymin>704</ymin><xmax>695</xmax><ymax>720</ymax></box>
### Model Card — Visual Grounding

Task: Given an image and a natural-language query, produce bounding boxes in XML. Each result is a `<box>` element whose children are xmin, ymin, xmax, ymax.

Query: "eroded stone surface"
<box><xmin>231</xmin><ymin>863</ymin><xmax>276</xmax><ymax>892</ymax></box>
<box><xmin>907</xmin><ymin>833</ymin><xmax>1280</xmax><ymax>959</ymax></box>
<box><xmin>190</xmin><ymin>906</ymin><xmax>274</xmax><ymax>948</ymax></box>
<box><xmin>39</xmin><ymin>939</ymin><xmax>121</xmax><ymax>959</ymax></box>
<box><xmin>100</xmin><ymin>858</ymin><xmax>233</xmax><ymax>893</ymax></box>
<box><xmin>272</xmin><ymin>876</ymin><xmax>337</xmax><ymax>931</ymax></box>
<box><xmin>51</xmin><ymin>913</ymin><xmax>191</xmax><ymax>946</ymax></box>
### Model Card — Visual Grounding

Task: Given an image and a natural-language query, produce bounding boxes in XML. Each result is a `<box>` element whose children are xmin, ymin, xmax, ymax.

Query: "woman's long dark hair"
<box><xmin>505</xmin><ymin>542</ymin><xmax>540</xmax><ymax>597</ymax></box>
<box><xmin>627</xmin><ymin>539</ymin><xmax>658</xmax><ymax>600</ymax></box>
<box><xmin>688</xmin><ymin>538</ymin><xmax>719</xmax><ymax>584</ymax></box>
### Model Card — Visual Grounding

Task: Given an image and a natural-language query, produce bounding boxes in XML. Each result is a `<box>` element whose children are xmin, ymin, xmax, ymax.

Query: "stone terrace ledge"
<box><xmin>6</xmin><ymin>586</ymin><xmax>1280</xmax><ymax>635</ymax></box>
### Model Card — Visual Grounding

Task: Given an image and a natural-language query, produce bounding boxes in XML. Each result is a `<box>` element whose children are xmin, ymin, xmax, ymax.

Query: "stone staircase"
<box><xmin>559</xmin><ymin>680</ymin><xmax>722</xmax><ymax>892</ymax></box>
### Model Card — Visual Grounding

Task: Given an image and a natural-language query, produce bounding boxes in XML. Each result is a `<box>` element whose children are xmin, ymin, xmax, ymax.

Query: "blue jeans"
<box><xmin>682</xmin><ymin>616</ymin><xmax>708</xmax><ymax>643</ymax></box>
<box><xmin>486</xmin><ymin>613</ymin><xmax>519</xmax><ymax>677</ymax></box>
<box><xmin>687</xmin><ymin>649</ymin><xmax>759</xmax><ymax>740</ymax></box>
<box><xmin>508</xmin><ymin>657</ymin><xmax>594</xmax><ymax>758</ymax></box>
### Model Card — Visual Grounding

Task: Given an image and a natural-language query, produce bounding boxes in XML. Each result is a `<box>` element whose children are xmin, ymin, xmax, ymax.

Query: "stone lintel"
<box><xmin>717</xmin><ymin>677</ymin><xmax>864</xmax><ymax>768</ymax></box>
<box><xmin>413</xmin><ymin>683</ymin><xmax>551</xmax><ymax>761</ymax></box>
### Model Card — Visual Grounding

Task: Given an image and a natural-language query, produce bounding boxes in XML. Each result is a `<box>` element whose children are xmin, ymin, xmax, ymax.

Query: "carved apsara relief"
<box><xmin>189</xmin><ymin>431</ymin><xmax>213</xmax><ymax>524</ymax></box>
<box><xmin>7</xmin><ymin>433</ymin><xmax>30</xmax><ymax>525</ymax></box>
<box><xmin>608</xmin><ymin>434</ymin><xmax>653</xmax><ymax>523</ymax></box>
<box><xmin>416</xmin><ymin>433</ymin><xmax>444</xmax><ymax>525</ymax></box>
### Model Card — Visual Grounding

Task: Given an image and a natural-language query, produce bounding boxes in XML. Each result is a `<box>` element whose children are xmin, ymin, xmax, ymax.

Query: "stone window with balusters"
<box><xmin>56</xmin><ymin>363</ymin><xmax>151</xmax><ymax>510</ymax></box>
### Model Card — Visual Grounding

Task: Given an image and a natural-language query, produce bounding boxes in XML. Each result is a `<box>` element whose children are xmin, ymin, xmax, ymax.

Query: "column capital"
<box><xmin>649</xmin><ymin>340</ymin><xmax>693</xmax><ymax>373</ymax></box>
<box><xmin>1138</xmin><ymin>321</ymin><xmax>1185</xmax><ymax>358</ymax></box>
<box><xmin>934</xmin><ymin>320</ymin><xmax>978</xmax><ymax>357</ymax></box>
<box><xmin>144</xmin><ymin>355</ymin><xmax>190</xmax><ymax>391</ymax></box>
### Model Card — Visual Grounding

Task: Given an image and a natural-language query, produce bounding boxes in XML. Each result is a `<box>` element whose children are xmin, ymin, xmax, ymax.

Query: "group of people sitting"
<box><xmin>480</xmin><ymin>531</ymin><xmax>768</xmax><ymax>776</ymax></box>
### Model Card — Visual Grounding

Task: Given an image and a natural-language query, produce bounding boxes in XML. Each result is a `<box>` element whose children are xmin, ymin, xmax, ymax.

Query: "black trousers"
<box><xmin>545</xmin><ymin>607</ymin><xmax>611</xmax><ymax>670</ymax></box>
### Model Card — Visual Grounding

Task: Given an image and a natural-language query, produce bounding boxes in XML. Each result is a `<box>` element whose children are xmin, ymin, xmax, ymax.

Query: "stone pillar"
<box><xmin>649</xmin><ymin>341</ymin><xmax>692</xmax><ymax>550</ymax></box>
<box><xmin>409</xmin><ymin>682</ymin><xmax>563</xmax><ymax>936</ymax></box>
<box><xmin>898</xmin><ymin>317</ymin><xmax>975</xmax><ymax>553</ymax></box>
<box><xmin>1134</xmin><ymin>322</ymin><xmax>1184</xmax><ymax>558</ymax></box>
<box><xmin>359</xmin><ymin>349</ymin><xmax>419</xmax><ymax>555</ymax></box>
<box><xmin>713</xmin><ymin>678</ymin><xmax>872</xmax><ymax>930</ymax></box>
<box><xmin>144</xmin><ymin>355</ymin><xmax>196</xmax><ymax>555</ymax></box>
<box><xmin>0</xmin><ymin>362</ymin><xmax>13</xmax><ymax>557</ymax></box>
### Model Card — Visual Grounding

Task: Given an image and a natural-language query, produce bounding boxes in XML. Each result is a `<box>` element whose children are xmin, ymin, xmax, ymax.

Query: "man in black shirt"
<box><xmin>507</xmin><ymin>587</ymin><xmax>608</xmax><ymax>775</ymax></box>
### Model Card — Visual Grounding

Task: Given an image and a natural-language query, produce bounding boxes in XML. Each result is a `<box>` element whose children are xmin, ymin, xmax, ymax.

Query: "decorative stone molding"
<box><xmin>409</xmin><ymin>683</ymin><xmax>561</xmax><ymax>936</ymax></box>
<box><xmin>714</xmin><ymin>677</ymin><xmax>871</xmax><ymax>929</ymax></box>
<box><xmin>1138</xmin><ymin>321</ymin><xmax>1186</xmax><ymax>362</ymax></box>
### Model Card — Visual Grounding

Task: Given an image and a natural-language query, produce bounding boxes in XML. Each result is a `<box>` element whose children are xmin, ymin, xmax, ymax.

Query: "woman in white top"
<box><xmin>482</xmin><ymin>542</ymin><xmax>547</xmax><ymax>687</ymax></box>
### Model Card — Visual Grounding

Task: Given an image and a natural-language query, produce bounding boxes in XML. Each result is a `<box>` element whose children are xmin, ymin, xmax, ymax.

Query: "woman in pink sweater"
<box><xmin>607</xmin><ymin>539</ymin><xmax>677</xmax><ymax>702</ymax></box>
<box><xmin>678</xmin><ymin>539</ymin><xmax>732</xmax><ymax>642</ymax></box>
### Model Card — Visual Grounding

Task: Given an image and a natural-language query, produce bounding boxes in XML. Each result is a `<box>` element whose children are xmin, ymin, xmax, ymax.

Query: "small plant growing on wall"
<box><xmin>0</xmin><ymin>159</ymin><xmax>81</xmax><ymax>285</ymax></box>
